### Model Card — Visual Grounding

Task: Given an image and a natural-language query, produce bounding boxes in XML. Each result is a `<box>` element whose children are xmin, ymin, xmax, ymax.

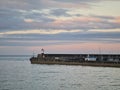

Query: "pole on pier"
<box><xmin>41</xmin><ymin>48</ymin><xmax>44</xmax><ymax>53</ymax></box>
<box><xmin>33</xmin><ymin>51</ymin><xmax>35</xmax><ymax>57</ymax></box>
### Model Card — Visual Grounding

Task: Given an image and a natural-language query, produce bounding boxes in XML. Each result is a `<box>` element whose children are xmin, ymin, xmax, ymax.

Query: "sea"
<box><xmin>0</xmin><ymin>55</ymin><xmax>120</xmax><ymax>90</ymax></box>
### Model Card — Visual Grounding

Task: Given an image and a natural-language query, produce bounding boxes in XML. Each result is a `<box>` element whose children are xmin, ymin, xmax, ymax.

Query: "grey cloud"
<box><xmin>0</xmin><ymin>8</ymin><xmax>26</xmax><ymax>30</ymax></box>
<box><xmin>0</xmin><ymin>0</ymin><xmax>120</xmax><ymax>55</ymax></box>
<box><xmin>0</xmin><ymin>7</ymin><xmax>120</xmax><ymax>31</ymax></box>
<box><xmin>1</xmin><ymin>1</ymin><xmax>120</xmax><ymax>31</ymax></box>
<box><xmin>1</xmin><ymin>31</ymin><xmax>120</xmax><ymax>41</ymax></box>
<box><xmin>0</xmin><ymin>29</ymin><xmax>120</xmax><ymax>46</ymax></box>
<box><xmin>50</xmin><ymin>8</ymin><xmax>70</xmax><ymax>16</ymax></box>
<box><xmin>75</xmin><ymin>14</ymin><xmax>82</xmax><ymax>17</ymax></box>
<box><xmin>54</xmin><ymin>0</ymin><xmax>103</xmax><ymax>4</ymax></box>
<box><xmin>25</xmin><ymin>12</ymin><xmax>54</xmax><ymax>23</ymax></box>
<box><xmin>0</xmin><ymin>8</ymin><xmax>55</xmax><ymax>30</ymax></box>
<box><xmin>91</xmin><ymin>15</ymin><xmax>115</xmax><ymax>20</ymax></box>
<box><xmin>0</xmin><ymin>0</ymin><xmax>44</xmax><ymax>10</ymax></box>
<box><xmin>0</xmin><ymin>0</ymin><xmax>105</xmax><ymax>10</ymax></box>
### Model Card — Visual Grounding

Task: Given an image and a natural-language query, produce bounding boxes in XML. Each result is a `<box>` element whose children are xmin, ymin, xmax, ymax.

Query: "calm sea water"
<box><xmin>0</xmin><ymin>55</ymin><xmax>120</xmax><ymax>90</ymax></box>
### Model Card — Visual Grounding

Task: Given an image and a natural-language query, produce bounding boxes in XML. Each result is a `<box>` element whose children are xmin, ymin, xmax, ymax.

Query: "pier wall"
<box><xmin>37</xmin><ymin>54</ymin><xmax>120</xmax><ymax>62</ymax></box>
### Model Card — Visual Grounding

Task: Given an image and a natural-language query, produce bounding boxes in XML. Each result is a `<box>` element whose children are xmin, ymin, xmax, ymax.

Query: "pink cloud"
<box><xmin>113</xmin><ymin>16</ymin><xmax>120</xmax><ymax>24</ymax></box>
<box><xmin>1</xmin><ymin>42</ymin><xmax>119</xmax><ymax>55</ymax></box>
<box><xmin>27</xmin><ymin>42</ymin><xmax>120</xmax><ymax>54</ymax></box>
<box><xmin>51</xmin><ymin>16</ymin><xmax>102</xmax><ymax>28</ymax></box>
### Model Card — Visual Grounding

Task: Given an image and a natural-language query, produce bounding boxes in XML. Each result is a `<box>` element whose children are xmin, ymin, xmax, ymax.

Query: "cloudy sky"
<box><xmin>0</xmin><ymin>0</ymin><xmax>120</xmax><ymax>55</ymax></box>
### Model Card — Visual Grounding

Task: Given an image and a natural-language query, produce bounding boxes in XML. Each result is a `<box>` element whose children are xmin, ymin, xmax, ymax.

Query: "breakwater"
<box><xmin>30</xmin><ymin>53</ymin><xmax>120</xmax><ymax>67</ymax></box>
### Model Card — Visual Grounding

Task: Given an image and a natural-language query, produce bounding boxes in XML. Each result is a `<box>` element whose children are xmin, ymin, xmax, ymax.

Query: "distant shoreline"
<box><xmin>0</xmin><ymin>55</ymin><xmax>31</xmax><ymax>57</ymax></box>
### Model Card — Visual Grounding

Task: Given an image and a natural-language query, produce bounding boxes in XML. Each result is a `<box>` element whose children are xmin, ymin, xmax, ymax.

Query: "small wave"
<box><xmin>60</xmin><ymin>78</ymin><xmax>66</xmax><ymax>81</ymax></box>
<box><xmin>39</xmin><ymin>71</ymin><xmax>60</xmax><ymax>74</ymax></box>
<box><xmin>71</xmin><ymin>83</ymin><xmax>82</xmax><ymax>87</ymax></box>
<box><xmin>0</xmin><ymin>80</ymin><xmax>8</xmax><ymax>83</ymax></box>
<box><xmin>110</xmin><ymin>84</ymin><xmax>120</xmax><ymax>86</ymax></box>
<box><xmin>2</xmin><ymin>89</ymin><xmax>9</xmax><ymax>90</ymax></box>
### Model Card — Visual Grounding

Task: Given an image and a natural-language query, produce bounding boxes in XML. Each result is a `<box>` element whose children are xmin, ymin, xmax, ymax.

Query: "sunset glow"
<box><xmin>0</xmin><ymin>0</ymin><xmax>120</xmax><ymax>55</ymax></box>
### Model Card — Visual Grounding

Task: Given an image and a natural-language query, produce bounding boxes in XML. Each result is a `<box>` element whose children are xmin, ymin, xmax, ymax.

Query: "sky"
<box><xmin>0</xmin><ymin>0</ymin><xmax>120</xmax><ymax>55</ymax></box>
